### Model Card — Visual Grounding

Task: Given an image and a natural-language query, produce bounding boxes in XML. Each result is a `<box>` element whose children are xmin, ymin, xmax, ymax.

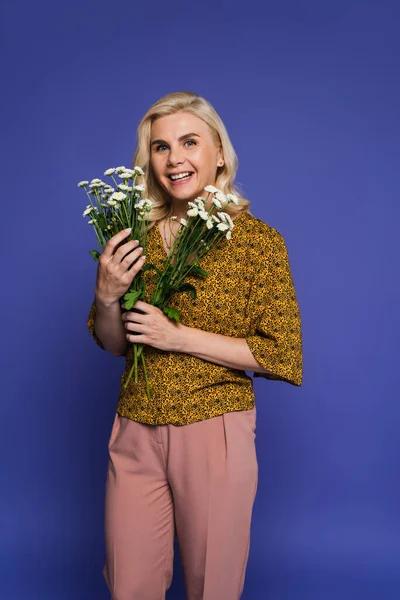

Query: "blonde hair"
<box><xmin>131</xmin><ymin>91</ymin><xmax>255</xmax><ymax>231</ymax></box>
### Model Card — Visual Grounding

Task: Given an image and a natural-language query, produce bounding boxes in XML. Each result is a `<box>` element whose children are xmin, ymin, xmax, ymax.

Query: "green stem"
<box><xmin>141</xmin><ymin>351</ymin><xmax>151</xmax><ymax>401</ymax></box>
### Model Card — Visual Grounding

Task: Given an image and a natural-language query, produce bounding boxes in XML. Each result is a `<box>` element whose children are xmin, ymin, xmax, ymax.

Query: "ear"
<box><xmin>217</xmin><ymin>147</ymin><xmax>224</xmax><ymax>167</ymax></box>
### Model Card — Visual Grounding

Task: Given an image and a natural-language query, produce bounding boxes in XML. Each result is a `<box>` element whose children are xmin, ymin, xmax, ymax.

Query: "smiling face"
<box><xmin>150</xmin><ymin>111</ymin><xmax>224</xmax><ymax>215</ymax></box>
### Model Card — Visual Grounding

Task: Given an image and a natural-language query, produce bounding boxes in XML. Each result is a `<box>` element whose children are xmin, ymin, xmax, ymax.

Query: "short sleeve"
<box><xmin>245</xmin><ymin>227</ymin><xmax>303</xmax><ymax>386</ymax></box>
<box><xmin>86</xmin><ymin>299</ymin><xmax>106</xmax><ymax>350</ymax></box>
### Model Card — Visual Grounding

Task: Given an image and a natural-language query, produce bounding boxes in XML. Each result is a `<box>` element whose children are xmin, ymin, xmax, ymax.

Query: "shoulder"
<box><xmin>240</xmin><ymin>212</ymin><xmax>287</xmax><ymax>254</ymax></box>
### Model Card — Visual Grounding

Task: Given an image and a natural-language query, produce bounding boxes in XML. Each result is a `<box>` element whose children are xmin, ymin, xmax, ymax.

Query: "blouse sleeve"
<box><xmin>86</xmin><ymin>299</ymin><xmax>106</xmax><ymax>350</ymax></box>
<box><xmin>245</xmin><ymin>226</ymin><xmax>303</xmax><ymax>386</ymax></box>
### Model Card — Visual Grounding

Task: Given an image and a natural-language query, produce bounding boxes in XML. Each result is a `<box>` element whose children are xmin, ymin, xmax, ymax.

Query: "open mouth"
<box><xmin>168</xmin><ymin>172</ymin><xmax>194</xmax><ymax>185</ymax></box>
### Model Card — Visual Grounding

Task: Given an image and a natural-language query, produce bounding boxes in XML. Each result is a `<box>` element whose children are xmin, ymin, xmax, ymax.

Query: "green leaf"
<box><xmin>123</xmin><ymin>289</ymin><xmax>142</xmax><ymax>310</ymax></box>
<box><xmin>163</xmin><ymin>306</ymin><xmax>181</xmax><ymax>322</ymax></box>
<box><xmin>89</xmin><ymin>249</ymin><xmax>100</xmax><ymax>261</ymax></box>
<box><xmin>149</xmin><ymin>264</ymin><xmax>163</xmax><ymax>276</ymax></box>
<box><xmin>141</xmin><ymin>262</ymin><xmax>158</xmax><ymax>273</ymax></box>
<box><xmin>176</xmin><ymin>283</ymin><xmax>197</xmax><ymax>299</ymax></box>
<box><xmin>188</xmin><ymin>265</ymin><xmax>208</xmax><ymax>278</ymax></box>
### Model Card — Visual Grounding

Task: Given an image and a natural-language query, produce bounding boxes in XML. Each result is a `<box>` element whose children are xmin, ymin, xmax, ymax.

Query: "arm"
<box><xmin>178</xmin><ymin>326</ymin><xmax>273</xmax><ymax>374</ymax></box>
<box><xmin>178</xmin><ymin>226</ymin><xmax>303</xmax><ymax>386</ymax></box>
<box><xmin>87</xmin><ymin>297</ymin><xmax>129</xmax><ymax>357</ymax></box>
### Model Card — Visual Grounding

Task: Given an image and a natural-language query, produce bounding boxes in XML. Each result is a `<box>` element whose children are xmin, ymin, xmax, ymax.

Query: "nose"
<box><xmin>167</xmin><ymin>145</ymin><xmax>185</xmax><ymax>167</ymax></box>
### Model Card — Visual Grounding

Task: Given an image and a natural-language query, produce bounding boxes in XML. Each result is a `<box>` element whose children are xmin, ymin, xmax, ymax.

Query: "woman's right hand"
<box><xmin>94</xmin><ymin>229</ymin><xmax>146</xmax><ymax>307</ymax></box>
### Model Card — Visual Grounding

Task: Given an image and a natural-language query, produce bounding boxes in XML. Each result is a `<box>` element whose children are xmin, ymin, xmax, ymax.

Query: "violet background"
<box><xmin>1</xmin><ymin>0</ymin><xmax>399</xmax><ymax>598</ymax></box>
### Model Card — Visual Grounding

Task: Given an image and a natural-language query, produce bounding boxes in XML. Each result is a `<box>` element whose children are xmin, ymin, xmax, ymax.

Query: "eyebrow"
<box><xmin>150</xmin><ymin>132</ymin><xmax>200</xmax><ymax>147</ymax></box>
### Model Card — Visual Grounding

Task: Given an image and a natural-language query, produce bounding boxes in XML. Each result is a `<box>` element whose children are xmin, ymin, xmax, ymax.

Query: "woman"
<box><xmin>87</xmin><ymin>91</ymin><xmax>303</xmax><ymax>600</ymax></box>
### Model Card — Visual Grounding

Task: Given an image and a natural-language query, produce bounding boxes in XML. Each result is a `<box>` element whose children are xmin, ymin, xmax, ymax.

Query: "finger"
<box><xmin>101</xmin><ymin>228</ymin><xmax>132</xmax><ymax>260</ymax></box>
<box><xmin>135</xmin><ymin>301</ymin><xmax>163</xmax><ymax>317</ymax></box>
<box><xmin>133</xmin><ymin>300</ymin><xmax>150</xmax><ymax>312</ymax></box>
<box><xmin>120</xmin><ymin>244</ymin><xmax>144</xmax><ymax>268</ymax></box>
<box><xmin>121</xmin><ymin>307</ymin><xmax>146</xmax><ymax>322</ymax></box>
<box><xmin>125</xmin><ymin>320</ymin><xmax>147</xmax><ymax>336</ymax></box>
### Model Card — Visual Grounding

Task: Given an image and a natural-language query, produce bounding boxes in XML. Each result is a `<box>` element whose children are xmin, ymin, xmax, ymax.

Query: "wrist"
<box><xmin>177</xmin><ymin>322</ymin><xmax>191</xmax><ymax>353</ymax></box>
<box><xmin>94</xmin><ymin>291</ymin><xmax>121</xmax><ymax>310</ymax></box>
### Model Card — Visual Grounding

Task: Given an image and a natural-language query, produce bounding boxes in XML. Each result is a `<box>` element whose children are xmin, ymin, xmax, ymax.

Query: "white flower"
<box><xmin>226</xmin><ymin>193</ymin><xmax>239</xmax><ymax>204</ymax></box>
<box><xmin>134</xmin><ymin>198</ymin><xmax>146</xmax><ymax>208</ymax></box>
<box><xmin>117</xmin><ymin>184</ymin><xmax>130</xmax><ymax>191</ymax></box>
<box><xmin>135</xmin><ymin>198</ymin><xmax>152</xmax><ymax>213</ymax></box>
<box><xmin>77</xmin><ymin>180</ymin><xmax>89</xmax><ymax>187</ymax></box>
<box><xmin>115</xmin><ymin>166</ymin><xmax>126</xmax><ymax>173</ymax></box>
<box><xmin>215</xmin><ymin>190</ymin><xmax>227</xmax><ymax>204</ymax></box>
<box><xmin>110</xmin><ymin>192</ymin><xmax>127</xmax><ymax>201</ymax></box>
<box><xmin>204</xmin><ymin>185</ymin><xmax>219</xmax><ymax>194</ymax></box>
<box><xmin>217</xmin><ymin>212</ymin><xmax>233</xmax><ymax>228</ymax></box>
<box><xmin>225</xmin><ymin>214</ymin><xmax>234</xmax><ymax>228</ymax></box>
<box><xmin>206</xmin><ymin>218</ymin><xmax>214</xmax><ymax>229</ymax></box>
<box><xmin>133</xmin><ymin>166</ymin><xmax>145</xmax><ymax>176</ymax></box>
<box><xmin>104</xmin><ymin>168</ymin><xmax>115</xmax><ymax>176</ymax></box>
<box><xmin>194</xmin><ymin>199</ymin><xmax>205</xmax><ymax>210</ymax></box>
<box><xmin>217</xmin><ymin>222</ymin><xmax>229</xmax><ymax>231</ymax></box>
<box><xmin>199</xmin><ymin>210</ymin><xmax>209</xmax><ymax>220</ymax></box>
<box><xmin>215</xmin><ymin>193</ymin><xmax>229</xmax><ymax>210</ymax></box>
<box><xmin>90</xmin><ymin>178</ymin><xmax>104</xmax><ymax>185</ymax></box>
<box><xmin>187</xmin><ymin>201</ymin><xmax>197</xmax><ymax>209</ymax></box>
<box><xmin>180</xmin><ymin>218</ymin><xmax>188</xmax><ymax>226</ymax></box>
<box><xmin>89</xmin><ymin>182</ymin><xmax>102</xmax><ymax>189</ymax></box>
<box><xmin>212</xmin><ymin>197</ymin><xmax>222</xmax><ymax>209</ymax></box>
<box><xmin>119</xmin><ymin>171</ymin><xmax>134</xmax><ymax>180</ymax></box>
<box><xmin>187</xmin><ymin>207</ymin><xmax>199</xmax><ymax>217</ymax></box>
<box><xmin>104</xmin><ymin>185</ymin><xmax>114</xmax><ymax>193</ymax></box>
<box><xmin>88</xmin><ymin>219</ymin><xmax>96</xmax><ymax>225</ymax></box>
<box><xmin>212</xmin><ymin>214</ymin><xmax>221</xmax><ymax>223</ymax></box>
<box><xmin>107</xmin><ymin>199</ymin><xmax>118</xmax><ymax>206</ymax></box>
<box><xmin>83</xmin><ymin>206</ymin><xmax>93</xmax><ymax>216</ymax></box>
<box><xmin>171</xmin><ymin>216</ymin><xmax>178</xmax><ymax>221</ymax></box>
<box><xmin>226</xmin><ymin>230</ymin><xmax>232</xmax><ymax>240</ymax></box>
<box><xmin>134</xmin><ymin>184</ymin><xmax>145</xmax><ymax>192</ymax></box>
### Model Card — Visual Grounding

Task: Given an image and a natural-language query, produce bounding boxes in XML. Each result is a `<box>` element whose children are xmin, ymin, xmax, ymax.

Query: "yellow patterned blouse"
<box><xmin>87</xmin><ymin>210</ymin><xmax>303</xmax><ymax>426</ymax></box>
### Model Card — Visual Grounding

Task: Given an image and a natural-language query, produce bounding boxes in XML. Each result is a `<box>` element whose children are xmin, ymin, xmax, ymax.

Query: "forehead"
<box><xmin>151</xmin><ymin>112</ymin><xmax>211</xmax><ymax>139</ymax></box>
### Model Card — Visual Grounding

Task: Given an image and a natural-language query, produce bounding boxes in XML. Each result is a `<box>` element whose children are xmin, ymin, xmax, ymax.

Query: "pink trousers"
<box><xmin>103</xmin><ymin>405</ymin><xmax>258</xmax><ymax>600</ymax></box>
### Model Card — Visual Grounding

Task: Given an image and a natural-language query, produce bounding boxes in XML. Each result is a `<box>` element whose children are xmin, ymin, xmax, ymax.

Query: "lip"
<box><xmin>168</xmin><ymin>172</ymin><xmax>194</xmax><ymax>186</ymax></box>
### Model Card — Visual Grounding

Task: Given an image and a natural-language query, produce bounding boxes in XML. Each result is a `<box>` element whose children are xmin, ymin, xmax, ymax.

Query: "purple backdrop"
<box><xmin>2</xmin><ymin>0</ymin><xmax>399</xmax><ymax>598</ymax></box>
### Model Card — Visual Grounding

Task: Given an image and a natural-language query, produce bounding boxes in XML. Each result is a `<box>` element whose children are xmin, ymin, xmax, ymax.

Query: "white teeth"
<box><xmin>170</xmin><ymin>172</ymin><xmax>192</xmax><ymax>180</ymax></box>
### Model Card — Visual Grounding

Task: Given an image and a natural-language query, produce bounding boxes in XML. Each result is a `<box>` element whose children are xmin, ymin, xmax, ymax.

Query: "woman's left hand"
<box><xmin>121</xmin><ymin>300</ymin><xmax>186</xmax><ymax>352</ymax></box>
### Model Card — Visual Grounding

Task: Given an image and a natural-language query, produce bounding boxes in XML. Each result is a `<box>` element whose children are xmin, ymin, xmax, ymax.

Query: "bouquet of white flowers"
<box><xmin>147</xmin><ymin>185</ymin><xmax>239</xmax><ymax>321</ymax></box>
<box><xmin>78</xmin><ymin>165</ymin><xmax>154</xmax><ymax>397</ymax></box>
